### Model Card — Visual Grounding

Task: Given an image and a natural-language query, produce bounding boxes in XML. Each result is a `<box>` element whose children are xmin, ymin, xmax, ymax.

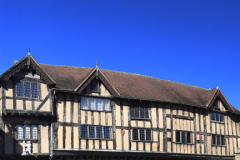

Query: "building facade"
<box><xmin>0</xmin><ymin>54</ymin><xmax>239</xmax><ymax>160</ymax></box>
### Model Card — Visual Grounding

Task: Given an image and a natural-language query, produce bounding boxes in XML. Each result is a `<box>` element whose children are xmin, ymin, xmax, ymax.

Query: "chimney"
<box><xmin>14</xmin><ymin>60</ymin><xmax>18</xmax><ymax>65</ymax></box>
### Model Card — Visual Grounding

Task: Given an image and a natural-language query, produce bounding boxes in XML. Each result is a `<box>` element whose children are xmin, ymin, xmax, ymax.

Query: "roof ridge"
<box><xmin>100</xmin><ymin>69</ymin><xmax>209</xmax><ymax>91</ymax></box>
<box><xmin>39</xmin><ymin>63</ymin><xmax>93</xmax><ymax>69</ymax></box>
<box><xmin>40</xmin><ymin>63</ymin><xmax>209</xmax><ymax>91</ymax></box>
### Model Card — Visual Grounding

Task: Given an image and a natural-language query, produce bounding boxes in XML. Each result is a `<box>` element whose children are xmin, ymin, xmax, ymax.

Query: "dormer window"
<box><xmin>214</xmin><ymin>101</ymin><xmax>219</xmax><ymax>110</ymax></box>
<box><xmin>91</xmin><ymin>79</ymin><xmax>99</xmax><ymax>92</ymax></box>
<box><xmin>17</xmin><ymin>81</ymin><xmax>38</xmax><ymax>98</ymax></box>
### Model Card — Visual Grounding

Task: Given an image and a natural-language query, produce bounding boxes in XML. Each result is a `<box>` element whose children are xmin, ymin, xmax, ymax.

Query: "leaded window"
<box><xmin>17</xmin><ymin>125</ymin><xmax>38</xmax><ymax>140</ymax></box>
<box><xmin>212</xmin><ymin>134</ymin><xmax>225</xmax><ymax>146</ymax></box>
<box><xmin>130</xmin><ymin>106</ymin><xmax>149</xmax><ymax>119</ymax></box>
<box><xmin>81</xmin><ymin>97</ymin><xmax>110</xmax><ymax>111</ymax></box>
<box><xmin>211</xmin><ymin>112</ymin><xmax>224</xmax><ymax>122</ymax></box>
<box><xmin>132</xmin><ymin>128</ymin><xmax>152</xmax><ymax>141</ymax></box>
<box><xmin>80</xmin><ymin>126</ymin><xmax>111</xmax><ymax>139</ymax></box>
<box><xmin>17</xmin><ymin>81</ymin><xmax>38</xmax><ymax>98</ymax></box>
<box><xmin>175</xmin><ymin>131</ymin><xmax>192</xmax><ymax>144</ymax></box>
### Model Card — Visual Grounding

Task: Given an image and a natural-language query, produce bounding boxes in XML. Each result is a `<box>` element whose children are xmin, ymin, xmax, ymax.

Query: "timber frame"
<box><xmin>0</xmin><ymin>53</ymin><xmax>239</xmax><ymax>160</ymax></box>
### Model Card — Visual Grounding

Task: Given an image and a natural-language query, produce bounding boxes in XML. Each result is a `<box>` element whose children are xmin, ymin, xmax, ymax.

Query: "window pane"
<box><xmin>145</xmin><ymin>107</ymin><xmax>149</xmax><ymax>118</ymax></box>
<box><xmin>135</xmin><ymin>107</ymin><xmax>139</xmax><ymax>118</ymax></box>
<box><xmin>24</xmin><ymin>82</ymin><xmax>30</xmax><ymax>97</ymax></box>
<box><xmin>17</xmin><ymin>82</ymin><xmax>24</xmax><ymax>97</ymax></box>
<box><xmin>89</xmin><ymin>98</ymin><xmax>95</xmax><ymax>110</ymax></box>
<box><xmin>89</xmin><ymin>126</ymin><xmax>95</xmax><ymax>138</ymax></box>
<box><xmin>130</xmin><ymin>106</ymin><xmax>135</xmax><ymax>118</ymax></box>
<box><xmin>220</xmin><ymin>114</ymin><xmax>223</xmax><ymax>122</ymax></box>
<box><xmin>96</xmin><ymin>99</ymin><xmax>103</xmax><ymax>110</ymax></box>
<box><xmin>212</xmin><ymin>134</ymin><xmax>216</xmax><ymax>145</ymax></box>
<box><xmin>140</xmin><ymin>129</ymin><xmax>145</xmax><ymax>140</ymax></box>
<box><xmin>81</xmin><ymin>126</ymin><xmax>88</xmax><ymax>138</ymax></box>
<box><xmin>221</xmin><ymin>136</ymin><xmax>225</xmax><ymax>145</ymax></box>
<box><xmin>17</xmin><ymin>125</ymin><xmax>23</xmax><ymax>139</ymax></box>
<box><xmin>91</xmin><ymin>79</ymin><xmax>99</xmax><ymax>92</ymax></box>
<box><xmin>140</xmin><ymin>107</ymin><xmax>144</xmax><ymax>118</ymax></box>
<box><xmin>103</xmin><ymin>99</ymin><xmax>110</xmax><ymax>111</ymax></box>
<box><xmin>81</xmin><ymin>97</ymin><xmax>88</xmax><ymax>109</ymax></box>
<box><xmin>176</xmin><ymin>131</ymin><xmax>180</xmax><ymax>142</ymax></box>
<box><xmin>182</xmin><ymin>132</ymin><xmax>186</xmax><ymax>143</ymax></box>
<box><xmin>104</xmin><ymin>126</ymin><xmax>110</xmax><ymax>139</ymax></box>
<box><xmin>133</xmin><ymin>129</ymin><xmax>138</xmax><ymax>140</ymax></box>
<box><xmin>217</xmin><ymin>135</ymin><xmax>221</xmax><ymax>145</ymax></box>
<box><xmin>96</xmin><ymin>126</ymin><xmax>102</xmax><ymax>138</ymax></box>
<box><xmin>24</xmin><ymin>125</ymin><xmax>31</xmax><ymax>139</ymax></box>
<box><xmin>31</xmin><ymin>83</ymin><xmax>38</xmax><ymax>98</ymax></box>
<box><xmin>31</xmin><ymin>125</ymin><xmax>38</xmax><ymax>139</ymax></box>
<box><xmin>211</xmin><ymin>113</ymin><xmax>215</xmax><ymax>121</ymax></box>
<box><xmin>146</xmin><ymin>129</ymin><xmax>151</xmax><ymax>141</ymax></box>
<box><xmin>216</xmin><ymin>113</ymin><xmax>219</xmax><ymax>121</ymax></box>
<box><xmin>187</xmin><ymin>132</ymin><xmax>191</xmax><ymax>143</ymax></box>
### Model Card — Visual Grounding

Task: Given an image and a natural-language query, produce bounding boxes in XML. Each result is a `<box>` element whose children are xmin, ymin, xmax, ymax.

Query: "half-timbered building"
<box><xmin>0</xmin><ymin>52</ymin><xmax>240</xmax><ymax>160</ymax></box>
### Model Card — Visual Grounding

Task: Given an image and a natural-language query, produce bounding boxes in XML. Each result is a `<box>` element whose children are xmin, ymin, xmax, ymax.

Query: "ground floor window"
<box><xmin>17</xmin><ymin>125</ymin><xmax>38</xmax><ymax>139</ymax></box>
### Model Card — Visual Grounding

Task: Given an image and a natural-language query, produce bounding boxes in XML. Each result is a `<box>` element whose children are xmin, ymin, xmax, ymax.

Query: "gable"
<box><xmin>0</xmin><ymin>55</ymin><xmax>55</xmax><ymax>86</ymax></box>
<box><xmin>74</xmin><ymin>67</ymin><xmax>120</xmax><ymax>97</ymax></box>
<box><xmin>208</xmin><ymin>89</ymin><xmax>234</xmax><ymax>113</ymax></box>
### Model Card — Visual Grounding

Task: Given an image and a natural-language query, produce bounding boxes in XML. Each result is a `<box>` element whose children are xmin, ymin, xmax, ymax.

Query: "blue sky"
<box><xmin>0</xmin><ymin>0</ymin><xmax>239</xmax><ymax>109</ymax></box>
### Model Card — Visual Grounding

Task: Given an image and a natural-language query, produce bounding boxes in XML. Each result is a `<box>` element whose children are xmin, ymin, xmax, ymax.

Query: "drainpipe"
<box><xmin>49</xmin><ymin>90</ymin><xmax>55</xmax><ymax>160</ymax></box>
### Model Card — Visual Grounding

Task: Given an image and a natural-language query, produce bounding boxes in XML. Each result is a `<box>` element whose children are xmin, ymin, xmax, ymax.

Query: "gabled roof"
<box><xmin>74</xmin><ymin>67</ymin><xmax>120</xmax><ymax>97</ymax></box>
<box><xmin>1</xmin><ymin>55</ymin><xmax>238</xmax><ymax>114</ymax></box>
<box><xmin>0</xmin><ymin>55</ymin><xmax>55</xmax><ymax>85</ymax></box>
<box><xmin>40</xmin><ymin>63</ymin><xmax>216</xmax><ymax>107</ymax></box>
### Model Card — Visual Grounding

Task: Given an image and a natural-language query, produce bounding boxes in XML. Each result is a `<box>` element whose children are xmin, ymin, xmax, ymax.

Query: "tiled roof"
<box><xmin>40</xmin><ymin>63</ymin><xmax>214</xmax><ymax>107</ymax></box>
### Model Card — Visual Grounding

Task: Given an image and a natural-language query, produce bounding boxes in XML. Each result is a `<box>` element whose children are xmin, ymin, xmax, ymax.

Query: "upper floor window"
<box><xmin>132</xmin><ymin>128</ymin><xmax>152</xmax><ymax>141</ymax></box>
<box><xmin>17</xmin><ymin>125</ymin><xmax>38</xmax><ymax>140</ymax></box>
<box><xmin>212</xmin><ymin>134</ymin><xmax>225</xmax><ymax>146</ymax></box>
<box><xmin>130</xmin><ymin>106</ymin><xmax>149</xmax><ymax>119</ymax></box>
<box><xmin>176</xmin><ymin>131</ymin><xmax>192</xmax><ymax>144</ymax></box>
<box><xmin>213</xmin><ymin>101</ymin><xmax>220</xmax><ymax>110</ymax></box>
<box><xmin>81</xmin><ymin>125</ymin><xmax>111</xmax><ymax>139</ymax></box>
<box><xmin>17</xmin><ymin>81</ymin><xmax>38</xmax><ymax>98</ymax></box>
<box><xmin>81</xmin><ymin>97</ymin><xmax>110</xmax><ymax>111</ymax></box>
<box><xmin>211</xmin><ymin>112</ymin><xmax>224</xmax><ymax>122</ymax></box>
<box><xmin>91</xmin><ymin>79</ymin><xmax>99</xmax><ymax>92</ymax></box>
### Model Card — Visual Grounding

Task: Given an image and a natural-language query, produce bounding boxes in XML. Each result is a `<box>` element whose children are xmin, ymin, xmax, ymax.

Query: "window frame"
<box><xmin>80</xmin><ymin>125</ymin><xmax>111</xmax><ymax>140</ymax></box>
<box><xmin>81</xmin><ymin>97</ymin><xmax>111</xmax><ymax>111</ymax></box>
<box><xmin>132</xmin><ymin>128</ymin><xmax>152</xmax><ymax>142</ymax></box>
<box><xmin>212</xmin><ymin>134</ymin><xmax>225</xmax><ymax>146</ymax></box>
<box><xmin>175</xmin><ymin>130</ymin><xmax>192</xmax><ymax>144</ymax></box>
<box><xmin>16</xmin><ymin>81</ymin><xmax>39</xmax><ymax>99</ymax></box>
<box><xmin>16</xmin><ymin>124</ymin><xmax>38</xmax><ymax>140</ymax></box>
<box><xmin>130</xmin><ymin>106</ymin><xmax>150</xmax><ymax>120</ymax></box>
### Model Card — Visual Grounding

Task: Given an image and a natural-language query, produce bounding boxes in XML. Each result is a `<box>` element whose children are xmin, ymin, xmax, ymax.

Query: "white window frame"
<box><xmin>17</xmin><ymin>124</ymin><xmax>38</xmax><ymax>140</ymax></box>
<box><xmin>81</xmin><ymin>97</ymin><xmax>111</xmax><ymax>111</ymax></box>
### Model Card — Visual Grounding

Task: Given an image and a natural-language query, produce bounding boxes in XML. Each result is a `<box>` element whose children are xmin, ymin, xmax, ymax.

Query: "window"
<box><xmin>130</xmin><ymin>106</ymin><xmax>149</xmax><ymax>119</ymax></box>
<box><xmin>211</xmin><ymin>112</ymin><xmax>224</xmax><ymax>122</ymax></box>
<box><xmin>17</xmin><ymin>81</ymin><xmax>38</xmax><ymax>98</ymax></box>
<box><xmin>175</xmin><ymin>131</ymin><xmax>191</xmax><ymax>144</ymax></box>
<box><xmin>132</xmin><ymin>128</ymin><xmax>152</xmax><ymax>141</ymax></box>
<box><xmin>212</xmin><ymin>134</ymin><xmax>225</xmax><ymax>146</ymax></box>
<box><xmin>213</xmin><ymin>101</ymin><xmax>220</xmax><ymax>110</ymax></box>
<box><xmin>17</xmin><ymin>125</ymin><xmax>38</xmax><ymax>139</ymax></box>
<box><xmin>80</xmin><ymin>126</ymin><xmax>111</xmax><ymax>139</ymax></box>
<box><xmin>91</xmin><ymin>79</ymin><xmax>99</xmax><ymax>92</ymax></box>
<box><xmin>81</xmin><ymin>97</ymin><xmax>110</xmax><ymax>111</ymax></box>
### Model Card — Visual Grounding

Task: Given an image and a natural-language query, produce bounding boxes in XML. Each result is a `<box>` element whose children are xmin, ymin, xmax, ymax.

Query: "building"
<box><xmin>0</xmin><ymin>52</ymin><xmax>239</xmax><ymax>160</ymax></box>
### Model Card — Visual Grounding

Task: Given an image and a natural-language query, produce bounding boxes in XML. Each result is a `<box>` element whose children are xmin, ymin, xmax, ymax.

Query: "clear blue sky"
<box><xmin>0</xmin><ymin>1</ymin><xmax>239</xmax><ymax>109</ymax></box>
